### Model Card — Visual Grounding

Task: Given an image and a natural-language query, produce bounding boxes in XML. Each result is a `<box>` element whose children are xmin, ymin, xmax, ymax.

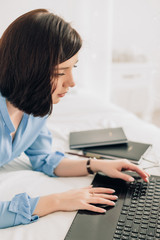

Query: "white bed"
<box><xmin>0</xmin><ymin>93</ymin><xmax>160</xmax><ymax>240</ymax></box>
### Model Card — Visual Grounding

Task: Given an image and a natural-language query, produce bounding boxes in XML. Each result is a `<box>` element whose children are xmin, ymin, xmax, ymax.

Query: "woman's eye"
<box><xmin>55</xmin><ymin>73</ymin><xmax>65</xmax><ymax>76</ymax></box>
<box><xmin>58</xmin><ymin>73</ymin><xmax>65</xmax><ymax>76</ymax></box>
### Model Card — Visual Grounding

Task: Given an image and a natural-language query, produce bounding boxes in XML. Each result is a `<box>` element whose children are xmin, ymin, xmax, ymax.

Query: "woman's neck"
<box><xmin>6</xmin><ymin>100</ymin><xmax>23</xmax><ymax>118</ymax></box>
<box><xmin>6</xmin><ymin>100</ymin><xmax>24</xmax><ymax>140</ymax></box>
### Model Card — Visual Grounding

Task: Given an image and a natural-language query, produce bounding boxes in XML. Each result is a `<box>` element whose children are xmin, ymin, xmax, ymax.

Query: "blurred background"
<box><xmin>0</xmin><ymin>0</ymin><xmax>160</xmax><ymax>127</ymax></box>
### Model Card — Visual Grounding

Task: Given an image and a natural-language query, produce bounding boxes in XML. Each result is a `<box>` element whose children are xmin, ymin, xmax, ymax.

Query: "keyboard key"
<box><xmin>152</xmin><ymin>206</ymin><xmax>158</xmax><ymax>211</ymax></box>
<box><xmin>132</xmin><ymin>223</ymin><xmax>139</xmax><ymax>233</ymax></box>
<box><xmin>116</xmin><ymin>226</ymin><xmax>123</xmax><ymax>231</ymax></box>
<box><xmin>128</xmin><ymin>212</ymin><xmax>135</xmax><ymax>216</ymax></box>
<box><xmin>134</xmin><ymin>219</ymin><xmax>141</xmax><ymax>224</ymax></box>
<box><xmin>117</xmin><ymin>222</ymin><xmax>124</xmax><ymax>226</ymax></box>
<box><xmin>146</xmin><ymin>237</ymin><xmax>155</xmax><ymax>240</ymax></box>
<box><xmin>131</xmin><ymin>232</ymin><xmax>138</xmax><ymax>238</ymax></box>
<box><xmin>156</xmin><ymin>233</ymin><xmax>160</xmax><ymax>238</ymax></box>
<box><xmin>113</xmin><ymin>234</ymin><xmax>121</xmax><ymax>238</ymax></box>
<box><xmin>122</xmin><ymin>206</ymin><xmax>129</xmax><ymax>211</ymax></box>
<box><xmin>143</xmin><ymin>211</ymin><xmax>150</xmax><ymax>215</ymax></box>
<box><xmin>129</xmin><ymin>208</ymin><xmax>136</xmax><ymax>212</ymax></box>
<box><xmin>149</xmin><ymin>223</ymin><xmax>156</xmax><ymax>228</ymax></box>
<box><xmin>131</xmin><ymin>200</ymin><xmax>138</xmax><ymax>204</ymax></box>
<box><xmin>119</xmin><ymin>214</ymin><xmax>126</xmax><ymax>222</ymax></box>
<box><xmin>123</xmin><ymin>231</ymin><xmax>130</xmax><ymax>236</ymax></box>
<box><xmin>143</xmin><ymin>216</ymin><xmax>149</xmax><ymax>220</ymax></box>
<box><xmin>115</xmin><ymin>230</ymin><xmax>122</xmax><ymax>235</ymax></box>
<box><xmin>147</xmin><ymin>227</ymin><xmax>155</xmax><ymax>236</ymax></box>
<box><xmin>130</xmin><ymin>204</ymin><xmax>137</xmax><ymax>208</ymax></box>
<box><xmin>122</xmin><ymin>236</ymin><xmax>129</xmax><ymax>239</ymax></box>
<box><xmin>138</xmin><ymin>234</ymin><xmax>146</xmax><ymax>239</ymax></box>
<box><xmin>140</xmin><ymin>227</ymin><xmax>147</xmax><ymax>235</ymax></box>
<box><xmin>124</xmin><ymin>226</ymin><xmax>131</xmax><ymax>231</ymax></box>
<box><xmin>121</xmin><ymin>210</ymin><xmax>128</xmax><ymax>215</ymax></box>
<box><xmin>125</xmin><ymin>220</ymin><xmax>132</xmax><ymax>228</ymax></box>
<box><xmin>156</xmin><ymin>229</ymin><xmax>160</xmax><ymax>233</ymax></box>
<box><xmin>147</xmin><ymin>228</ymin><xmax>155</xmax><ymax>237</ymax></box>
<box><xmin>141</xmin><ymin>224</ymin><xmax>148</xmax><ymax>229</ymax></box>
<box><xmin>150</xmin><ymin>218</ymin><xmax>157</xmax><ymax>224</ymax></box>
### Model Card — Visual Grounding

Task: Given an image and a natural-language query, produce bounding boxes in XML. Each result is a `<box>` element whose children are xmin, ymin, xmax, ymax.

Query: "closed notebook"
<box><xmin>69</xmin><ymin>127</ymin><xmax>128</xmax><ymax>149</ymax></box>
<box><xmin>83</xmin><ymin>141</ymin><xmax>152</xmax><ymax>164</ymax></box>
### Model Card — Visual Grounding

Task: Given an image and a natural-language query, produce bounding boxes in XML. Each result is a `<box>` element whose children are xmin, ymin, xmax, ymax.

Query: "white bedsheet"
<box><xmin>0</xmin><ymin>93</ymin><xmax>160</xmax><ymax>240</ymax></box>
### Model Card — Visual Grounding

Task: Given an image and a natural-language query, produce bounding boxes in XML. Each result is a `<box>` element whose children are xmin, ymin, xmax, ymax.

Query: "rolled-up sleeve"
<box><xmin>0</xmin><ymin>193</ymin><xmax>39</xmax><ymax>229</ymax></box>
<box><xmin>24</xmin><ymin>124</ymin><xmax>65</xmax><ymax>177</ymax></box>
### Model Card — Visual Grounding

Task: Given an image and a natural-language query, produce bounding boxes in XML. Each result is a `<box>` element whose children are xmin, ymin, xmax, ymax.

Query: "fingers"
<box><xmin>90</xmin><ymin>187</ymin><xmax>115</xmax><ymax>194</ymax></box>
<box><xmin>89</xmin><ymin>195</ymin><xmax>118</xmax><ymax>208</ymax></box>
<box><xmin>130</xmin><ymin>165</ymin><xmax>149</xmax><ymax>182</ymax></box>
<box><xmin>92</xmin><ymin>194</ymin><xmax>118</xmax><ymax>201</ymax></box>
<box><xmin>85</xmin><ymin>203</ymin><xmax>107</xmax><ymax>213</ymax></box>
<box><xmin>83</xmin><ymin>197</ymin><xmax>117</xmax><ymax>213</ymax></box>
<box><xmin>87</xmin><ymin>188</ymin><xmax>118</xmax><ymax>213</ymax></box>
<box><xmin>119</xmin><ymin>160</ymin><xmax>150</xmax><ymax>182</ymax></box>
<box><xmin>129</xmin><ymin>164</ymin><xmax>149</xmax><ymax>180</ymax></box>
<box><xmin>81</xmin><ymin>187</ymin><xmax>118</xmax><ymax>213</ymax></box>
<box><xmin>114</xmin><ymin>171</ymin><xmax>135</xmax><ymax>182</ymax></box>
<box><xmin>84</xmin><ymin>199</ymin><xmax>117</xmax><ymax>213</ymax></box>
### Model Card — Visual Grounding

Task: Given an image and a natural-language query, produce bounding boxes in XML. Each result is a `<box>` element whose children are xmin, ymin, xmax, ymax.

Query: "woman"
<box><xmin>0</xmin><ymin>9</ymin><xmax>149</xmax><ymax>229</ymax></box>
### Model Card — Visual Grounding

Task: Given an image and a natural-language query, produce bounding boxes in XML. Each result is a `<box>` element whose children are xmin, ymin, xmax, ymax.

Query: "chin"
<box><xmin>52</xmin><ymin>98</ymin><xmax>60</xmax><ymax>104</ymax></box>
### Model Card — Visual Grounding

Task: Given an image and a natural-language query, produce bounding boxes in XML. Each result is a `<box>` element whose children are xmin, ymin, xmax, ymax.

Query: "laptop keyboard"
<box><xmin>113</xmin><ymin>176</ymin><xmax>160</xmax><ymax>240</ymax></box>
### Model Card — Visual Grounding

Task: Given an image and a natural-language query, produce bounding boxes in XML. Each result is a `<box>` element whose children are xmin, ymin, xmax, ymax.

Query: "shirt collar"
<box><xmin>0</xmin><ymin>93</ymin><xmax>15</xmax><ymax>133</ymax></box>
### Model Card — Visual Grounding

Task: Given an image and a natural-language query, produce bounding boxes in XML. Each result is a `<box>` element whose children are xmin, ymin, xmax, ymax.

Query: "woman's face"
<box><xmin>51</xmin><ymin>53</ymin><xmax>79</xmax><ymax>104</ymax></box>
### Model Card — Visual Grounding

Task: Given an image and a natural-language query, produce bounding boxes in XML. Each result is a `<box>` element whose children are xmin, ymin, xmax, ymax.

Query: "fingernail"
<box><xmin>129</xmin><ymin>177</ymin><xmax>134</xmax><ymax>182</ymax></box>
<box><xmin>101</xmin><ymin>209</ymin><xmax>106</xmax><ymax>213</ymax></box>
<box><xmin>111</xmin><ymin>189</ymin><xmax>115</xmax><ymax>193</ymax></box>
<box><xmin>111</xmin><ymin>201</ymin><xmax>115</xmax><ymax>205</ymax></box>
<box><xmin>145</xmin><ymin>177</ymin><xmax>149</xmax><ymax>183</ymax></box>
<box><xmin>114</xmin><ymin>195</ymin><xmax>118</xmax><ymax>199</ymax></box>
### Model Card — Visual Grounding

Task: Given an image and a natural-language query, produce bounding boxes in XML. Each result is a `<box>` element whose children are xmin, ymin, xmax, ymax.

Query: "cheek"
<box><xmin>51</xmin><ymin>78</ymin><xmax>59</xmax><ymax>93</ymax></box>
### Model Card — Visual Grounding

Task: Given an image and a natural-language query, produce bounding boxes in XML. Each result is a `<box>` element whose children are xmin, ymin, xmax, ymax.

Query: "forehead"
<box><xmin>58</xmin><ymin>53</ymin><xmax>79</xmax><ymax>69</ymax></box>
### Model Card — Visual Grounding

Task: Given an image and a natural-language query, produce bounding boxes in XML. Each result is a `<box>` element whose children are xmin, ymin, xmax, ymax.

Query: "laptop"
<box><xmin>64</xmin><ymin>172</ymin><xmax>160</xmax><ymax>240</ymax></box>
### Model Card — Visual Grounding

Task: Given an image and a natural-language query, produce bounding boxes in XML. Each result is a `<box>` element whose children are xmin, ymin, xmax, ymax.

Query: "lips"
<box><xmin>58</xmin><ymin>92</ymin><xmax>67</xmax><ymax>97</ymax></box>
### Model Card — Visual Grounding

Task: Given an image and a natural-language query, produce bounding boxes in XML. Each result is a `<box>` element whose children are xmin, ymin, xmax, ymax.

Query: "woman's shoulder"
<box><xmin>28</xmin><ymin>114</ymin><xmax>48</xmax><ymax>128</ymax></box>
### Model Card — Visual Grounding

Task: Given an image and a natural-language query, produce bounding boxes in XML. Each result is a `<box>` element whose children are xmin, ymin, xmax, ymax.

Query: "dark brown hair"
<box><xmin>0</xmin><ymin>9</ymin><xmax>82</xmax><ymax>117</ymax></box>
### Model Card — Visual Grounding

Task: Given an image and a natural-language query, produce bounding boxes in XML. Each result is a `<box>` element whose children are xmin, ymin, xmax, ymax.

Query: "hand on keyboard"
<box><xmin>92</xmin><ymin>159</ymin><xmax>150</xmax><ymax>183</ymax></box>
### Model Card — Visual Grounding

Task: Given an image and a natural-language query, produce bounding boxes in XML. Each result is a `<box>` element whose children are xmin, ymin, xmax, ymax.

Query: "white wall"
<box><xmin>112</xmin><ymin>0</ymin><xmax>160</xmax><ymax>116</ymax></box>
<box><xmin>112</xmin><ymin>0</ymin><xmax>160</xmax><ymax>63</ymax></box>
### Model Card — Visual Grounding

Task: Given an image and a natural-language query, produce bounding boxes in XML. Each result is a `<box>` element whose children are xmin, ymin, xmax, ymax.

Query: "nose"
<box><xmin>63</xmin><ymin>72</ymin><xmax>75</xmax><ymax>88</ymax></box>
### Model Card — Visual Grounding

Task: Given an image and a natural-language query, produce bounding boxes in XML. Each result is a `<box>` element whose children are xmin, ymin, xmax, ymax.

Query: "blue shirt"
<box><xmin>0</xmin><ymin>93</ymin><xmax>65</xmax><ymax>228</ymax></box>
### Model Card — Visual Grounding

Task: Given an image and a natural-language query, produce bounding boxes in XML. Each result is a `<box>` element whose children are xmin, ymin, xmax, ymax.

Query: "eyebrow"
<box><xmin>58</xmin><ymin>60</ymin><xmax>79</xmax><ymax>70</ymax></box>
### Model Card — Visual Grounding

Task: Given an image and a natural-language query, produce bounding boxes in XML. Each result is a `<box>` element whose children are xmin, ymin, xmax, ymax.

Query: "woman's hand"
<box><xmin>34</xmin><ymin>185</ymin><xmax>118</xmax><ymax>216</ymax></box>
<box><xmin>54</xmin><ymin>185</ymin><xmax>117</xmax><ymax>213</ymax></box>
<box><xmin>91</xmin><ymin>159</ymin><xmax>150</xmax><ymax>182</ymax></box>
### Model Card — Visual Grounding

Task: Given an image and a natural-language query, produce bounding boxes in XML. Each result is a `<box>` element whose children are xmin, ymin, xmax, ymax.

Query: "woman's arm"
<box><xmin>54</xmin><ymin>157</ymin><xmax>149</xmax><ymax>182</ymax></box>
<box><xmin>0</xmin><ymin>193</ymin><xmax>39</xmax><ymax>229</ymax></box>
<box><xmin>54</xmin><ymin>158</ymin><xmax>89</xmax><ymax>176</ymax></box>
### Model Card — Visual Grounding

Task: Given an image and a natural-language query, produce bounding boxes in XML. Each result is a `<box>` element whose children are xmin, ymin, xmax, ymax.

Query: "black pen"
<box><xmin>65</xmin><ymin>151</ymin><xmax>120</xmax><ymax>160</ymax></box>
